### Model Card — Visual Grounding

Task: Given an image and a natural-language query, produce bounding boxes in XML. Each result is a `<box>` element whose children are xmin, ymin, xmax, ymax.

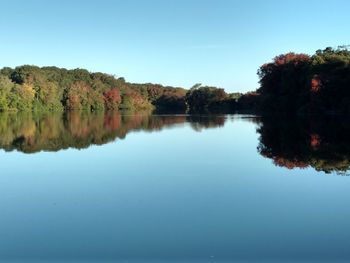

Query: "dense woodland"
<box><xmin>0</xmin><ymin>66</ymin><xmax>190</xmax><ymax>112</ymax></box>
<box><xmin>0</xmin><ymin>46</ymin><xmax>349</xmax><ymax>114</ymax></box>
<box><xmin>254</xmin><ymin>46</ymin><xmax>350</xmax><ymax>115</ymax></box>
<box><xmin>0</xmin><ymin>66</ymin><xmax>238</xmax><ymax>113</ymax></box>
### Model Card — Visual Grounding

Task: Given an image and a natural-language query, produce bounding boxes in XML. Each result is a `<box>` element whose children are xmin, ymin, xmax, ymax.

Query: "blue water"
<box><xmin>0</xmin><ymin>113</ymin><xmax>349</xmax><ymax>262</ymax></box>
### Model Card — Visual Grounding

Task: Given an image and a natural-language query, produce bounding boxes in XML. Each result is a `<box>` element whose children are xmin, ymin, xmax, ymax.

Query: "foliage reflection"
<box><xmin>0</xmin><ymin>112</ymin><xmax>226</xmax><ymax>153</ymax></box>
<box><xmin>257</xmin><ymin>117</ymin><xmax>350</xmax><ymax>174</ymax></box>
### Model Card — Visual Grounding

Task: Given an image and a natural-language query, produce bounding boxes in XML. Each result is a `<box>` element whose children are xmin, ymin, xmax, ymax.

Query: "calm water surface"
<box><xmin>0</xmin><ymin>112</ymin><xmax>349</xmax><ymax>262</ymax></box>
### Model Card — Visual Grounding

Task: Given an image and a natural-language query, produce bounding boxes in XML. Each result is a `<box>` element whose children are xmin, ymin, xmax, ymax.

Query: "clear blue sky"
<box><xmin>1</xmin><ymin>0</ymin><xmax>349</xmax><ymax>92</ymax></box>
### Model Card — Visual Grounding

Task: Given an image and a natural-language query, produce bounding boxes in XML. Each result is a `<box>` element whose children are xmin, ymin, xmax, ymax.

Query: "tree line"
<box><xmin>247</xmin><ymin>46</ymin><xmax>350</xmax><ymax>115</ymax></box>
<box><xmin>192</xmin><ymin>46</ymin><xmax>350</xmax><ymax>115</ymax></box>
<box><xmin>0</xmin><ymin>66</ymin><xmax>239</xmax><ymax>113</ymax></box>
<box><xmin>1</xmin><ymin>46</ymin><xmax>348</xmax><ymax>114</ymax></box>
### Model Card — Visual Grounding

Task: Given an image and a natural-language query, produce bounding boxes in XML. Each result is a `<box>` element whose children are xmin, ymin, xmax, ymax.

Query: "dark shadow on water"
<box><xmin>257</xmin><ymin>116</ymin><xmax>350</xmax><ymax>175</ymax></box>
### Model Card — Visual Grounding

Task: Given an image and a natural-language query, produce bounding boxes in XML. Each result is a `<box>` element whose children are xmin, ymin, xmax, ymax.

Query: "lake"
<box><xmin>0</xmin><ymin>112</ymin><xmax>349</xmax><ymax>262</ymax></box>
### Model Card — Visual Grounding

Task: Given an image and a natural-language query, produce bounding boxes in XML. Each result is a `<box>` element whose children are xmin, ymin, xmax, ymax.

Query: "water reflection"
<box><xmin>0</xmin><ymin>112</ymin><xmax>226</xmax><ymax>153</ymax></box>
<box><xmin>2</xmin><ymin>112</ymin><xmax>350</xmax><ymax>174</ymax></box>
<box><xmin>257</xmin><ymin>117</ymin><xmax>350</xmax><ymax>174</ymax></box>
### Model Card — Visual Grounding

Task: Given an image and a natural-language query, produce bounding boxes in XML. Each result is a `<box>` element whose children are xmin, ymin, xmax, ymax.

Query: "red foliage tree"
<box><xmin>103</xmin><ymin>88</ymin><xmax>121</xmax><ymax>110</ymax></box>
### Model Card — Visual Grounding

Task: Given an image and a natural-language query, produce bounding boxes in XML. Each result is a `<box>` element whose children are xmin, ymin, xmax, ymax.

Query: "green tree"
<box><xmin>185</xmin><ymin>85</ymin><xmax>229</xmax><ymax>112</ymax></box>
<box><xmin>0</xmin><ymin>75</ymin><xmax>13</xmax><ymax>111</ymax></box>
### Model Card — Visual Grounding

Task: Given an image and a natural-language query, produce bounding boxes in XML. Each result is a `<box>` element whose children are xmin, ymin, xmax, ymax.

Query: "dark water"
<box><xmin>0</xmin><ymin>112</ymin><xmax>349</xmax><ymax>262</ymax></box>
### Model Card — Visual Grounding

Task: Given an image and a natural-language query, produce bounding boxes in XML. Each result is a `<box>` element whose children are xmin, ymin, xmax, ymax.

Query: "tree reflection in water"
<box><xmin>0</xmin><ymin>112</ymin><xmax>226</xmax><ymax>153</ymax></box>
<box><xmin>257</xmin><ymin>117</ymin><xmax>350</xmax><ymax>175</ymax></box>
<box><xmin>2</xmin><ymin>112</ymin><xmax>350</xmax><ymax>175</ymax></box>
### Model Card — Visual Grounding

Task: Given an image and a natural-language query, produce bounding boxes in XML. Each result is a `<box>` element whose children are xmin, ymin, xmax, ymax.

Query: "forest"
<box><xmin>0</xmin><ymin>66</ymin><xmax>238</xmax><ymax>113</ymax></box>
<box><xmin>0</xmin><ymin>46</ymin><xmax>349</xmax><ymax>114</ymax></box>
<box><xmin>254</xmin><ymin>46</ymin><xmax>350</xmax><ymax>115</ymax></box>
